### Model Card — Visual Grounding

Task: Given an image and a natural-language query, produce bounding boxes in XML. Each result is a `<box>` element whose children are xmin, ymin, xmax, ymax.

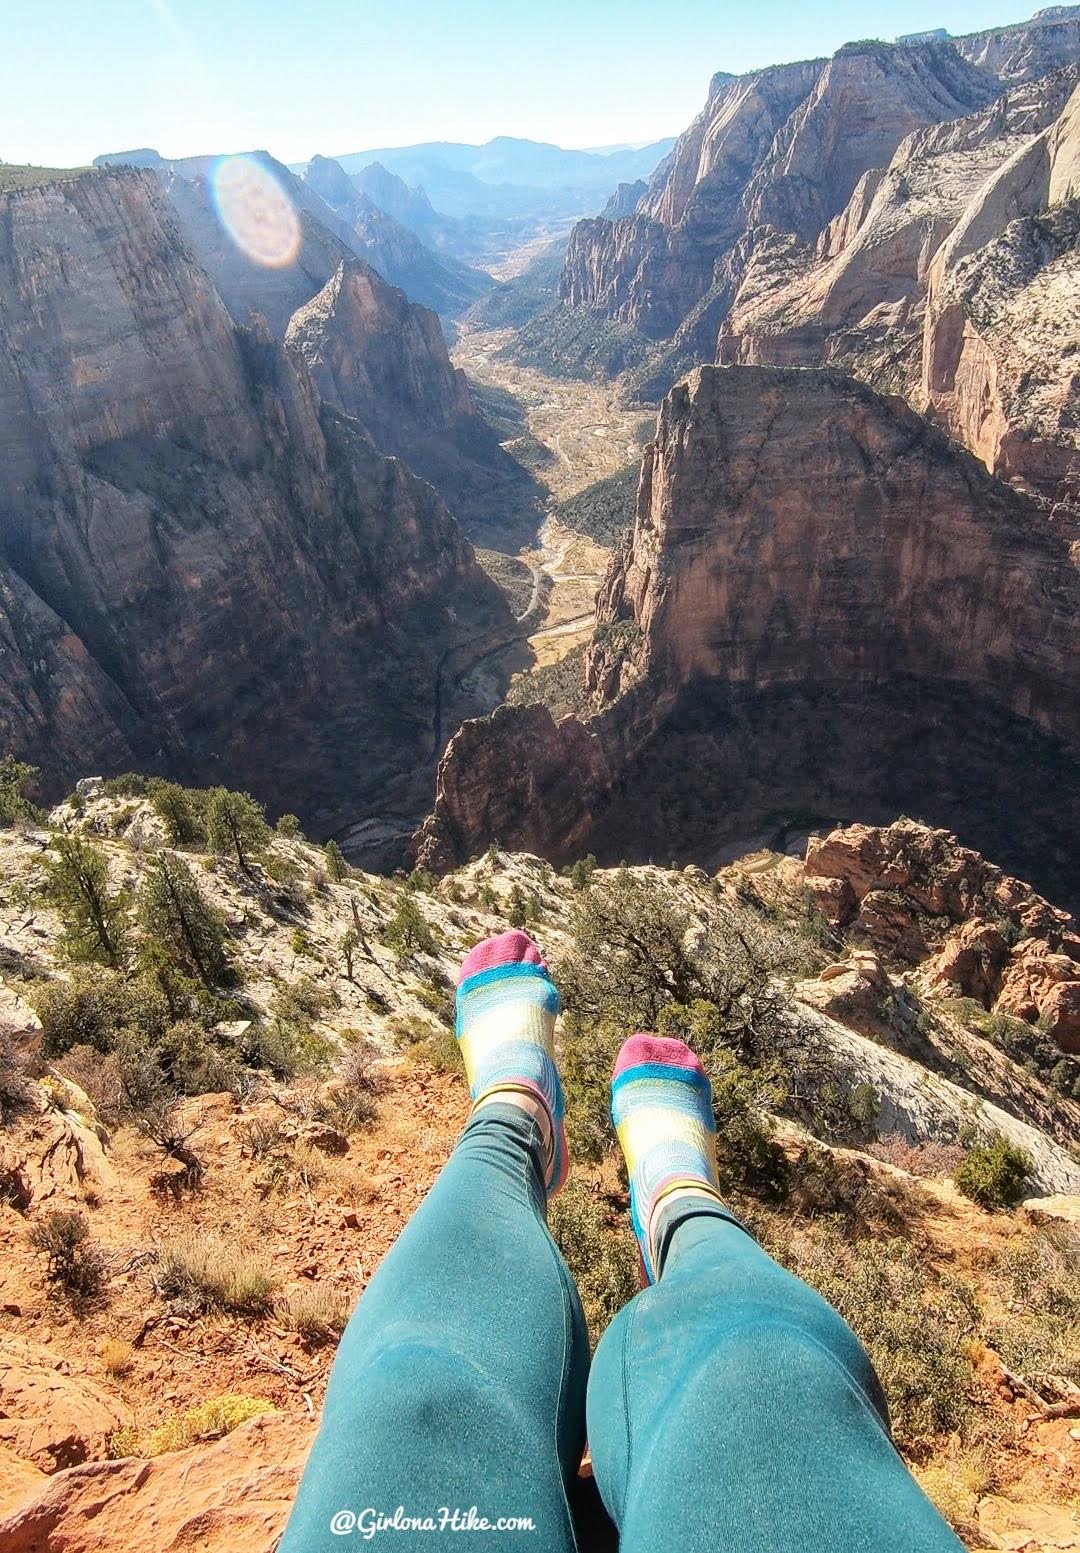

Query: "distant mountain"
<box><xmin>94</xmin><ymin>147</ymin><xmax>488</xmax><ymax>320</ymax></box>
<box><xmin>331</xmin><ymin>136</ymin><xmax>675</xmax><ymax>193</ymax></box>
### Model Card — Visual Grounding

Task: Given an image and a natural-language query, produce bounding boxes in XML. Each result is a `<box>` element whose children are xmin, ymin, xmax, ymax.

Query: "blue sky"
<box><xmin>2</xmin><ymin>0</ymin><xmax>1034</xmax><ymax>168</ymax></box>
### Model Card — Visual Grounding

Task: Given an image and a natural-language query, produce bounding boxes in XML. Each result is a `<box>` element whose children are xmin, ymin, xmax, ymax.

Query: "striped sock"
<box><xmin>456</xmin><ymin>930</ymin><xmax>567</xmax><ymax>1195</ymax></box>
<box><xmin>611</xmin><ymin>1033</ymin><xmax>723</xmax><ymax>1283</ymax></box>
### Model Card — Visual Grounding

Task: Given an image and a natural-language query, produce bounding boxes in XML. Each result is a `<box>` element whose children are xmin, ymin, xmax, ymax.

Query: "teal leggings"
<box><xmin>279</xmin><ymin>1104</ymin><xmax>961</xmax><ymax>1553</ymax></box>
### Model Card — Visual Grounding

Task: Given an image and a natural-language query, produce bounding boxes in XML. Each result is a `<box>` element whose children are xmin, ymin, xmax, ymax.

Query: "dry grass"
<box><xmin>276</xmin><ymin>1284</ymin><xmax>352</xmax><ymax>1345</ymax></box>
<box><xmin>155</xmin><ymin>1231</ymin><xmax>276</xmax><ymax>1316</ymax></box>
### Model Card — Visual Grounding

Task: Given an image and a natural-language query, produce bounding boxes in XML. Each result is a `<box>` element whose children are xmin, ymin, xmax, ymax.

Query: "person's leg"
<box><xmin>587</xmin><ymin>1035</ymin><xmax>962</xmax><ymax>1553</ymax></box>
<box><xmin>279</xmin><ymin>933</ymin><xmax>588</xmax><ymax>1553</ymax></box>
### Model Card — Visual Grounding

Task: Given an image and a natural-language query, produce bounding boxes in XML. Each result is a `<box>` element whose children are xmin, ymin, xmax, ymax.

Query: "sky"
<box><xmin>1</xmin><ymin>0</ymin><xmax>1037</xmax><ymax>169</ymax></box>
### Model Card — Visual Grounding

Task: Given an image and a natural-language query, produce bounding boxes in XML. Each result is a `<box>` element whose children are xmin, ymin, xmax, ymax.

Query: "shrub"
<box><xmin>27</xmin><ymin>1209</ymin><xmax>106</xmax><ymax>1306</ymax></box>
<box><xmin>385</xmin><ymin>895</ymin><xmax>437</xmax><ymax>959</ymax></box>
<box><xmin>100</xmin><ymin>1338</ymin><xmax>134</xmax><ymax>1378</ymax></box>
<box><xmin>339</xmin><ymin>1036</ymin><xmax>387</xmax><ymax>1095</ymax></box>
<box><xmin>137</xmin><ymin>1395</ymin><xmax>275</xmax><ymax>1454</ymax></box>
<box><xmin>32</xmin><ymin>970</ymin><xmax>145</xmax><ymax>1058</ymax></box>
<box><xmin>781</xmin><ymin>1230</ymin><xmax>977</xmax><ymax>1445</ymax></box>
<box><xmin>277</xmin><ymin>1285</ymin><xmax>351</xmax><ymax>1345</ymax></box>
<box><xmin>156</xmin><ymin>1231</ymin><xmax>276</xmax><ymax>1315</ymax></box>
<box><xmin>0</xmin><ymin>1024</ymin><xmax>33</xmax><ymax>1124</ymax></box>
<box><xmin>275</xmin><ymin>813</ymin><xmax>302</xmax><ymax>838</ymax></box>
<box><xmin>549</xmin><ymin>1181</ymin><xmax>638</xmax><ymax>1346</ymax></box>
<box><xmin>989</xmin><ymin>1225</ymin><xmax>1080</xmax><ymax>1387</ymax></box>
<box><xmin>44</xmin><ymin>834</ymin><xmax>130</xmax><ymax>968</ymax></box>
<box><xmin>953</xmin><ymin>1136</ymin><xmax>1032</xmax><ymax>1209</ymax></box>
<box><xmin>864</xmin><ymin>1134</ymin><xmax>966</xmax><ymax>1178</ymax></box>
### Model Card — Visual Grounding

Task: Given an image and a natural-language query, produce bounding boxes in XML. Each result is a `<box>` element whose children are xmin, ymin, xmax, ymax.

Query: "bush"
<box><xmin>989</xmin><ymin>1225</ymin><xmax>1080</xmax><ymax>1387</ymax></box>
<box><xmin>385</xmin><ymin>895</ymin><xmax>437</xmax><ymax>959</ymax></box>
<box><xmin>117</xmin><ymin>1395</ymin><xmax>276</xmax><ymax>1456</ymax></box>
<box><xmin>781</xmin><ymin>1229</ymin><xmax>977</xmax><ymax>1445</ymax></box>
<box><xmin>148</xmin><ymin>781</ymin><xmax>204</xmax><ymax>845</ymax></box>
<box><xmin>0</xmin><ymin>1024</ymin><xmax>33</xmax><ymax>1125</ymax></box>
<box><xmin>0</xmin><ymin>755</ymin><xmax>43</xmax><ymax>824</ymax></box>
<box><xmin>549</xmin><ymin>1180</ymin><xmax>638</xmax><ymax>1346</ymax></box>
<box><xmin>275</xmin><ymin>813</ymin><xmax>302</xmax><ymax>838</ymax></box>
<box><xmin>277</xmin><ymin>1285</ymin><xmax>351</xmax><ymax>1345</ymax></box>
<box><xmin>156</xmin><ymin>1231</ymin><xmax>276</xmax><ymax>1315</ymax></box>
<box><xmin>953</xmin><ymin>1136</ymin><xmax>1032</xmax><ymax>1209</ymax></box>
<box><xmin>27</xmin><ymin>1209</ymin><xmax>106</xmax><ymax>1306</ymax></box>
<box><xmin>324</xmin><ymin>841</ymin><xmax>349</xmax><ymax>882</ymax></box>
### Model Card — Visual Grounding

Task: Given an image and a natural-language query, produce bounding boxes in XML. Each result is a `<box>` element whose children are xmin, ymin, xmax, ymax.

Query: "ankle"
<box><xmin>473</xmin><ymin>1089</ymin><xmax>554</xmax><ymax>1165</ymax></box>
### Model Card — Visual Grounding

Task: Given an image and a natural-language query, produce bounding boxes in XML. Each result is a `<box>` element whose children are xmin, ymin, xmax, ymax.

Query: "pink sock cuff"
<box><xmin>612</xmin><ymin>1033</ymin><xmax>708</xmax><ymax>1081</ymax></box>
<box><xmin>459</xmin><ymin>929</ymin><xmax>547</xmax><ymax>985</ymax></box>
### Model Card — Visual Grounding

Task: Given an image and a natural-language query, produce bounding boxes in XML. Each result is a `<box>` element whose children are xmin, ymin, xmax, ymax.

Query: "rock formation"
<box><xmin>956</xmin><ymin>5</ymin><xmax>1080</xmax><ymax>80</ymax></box>
<box><xmin>556</xmin><ymin>42</ymin><xmax>1001</xmax><ymax>349</ymax></box>
<box><xmin>0</xmin><ymin>167</ymin><xmax>510</xmax><ymax>850</ymax></box>
<box><xmin>304</xmin><ymin>155</ymin><xmax>489</xmax><ymax>315</ymax></box>
<box><xmin>284</xmin><ymin>260</ymin><xmax>535</xmax><ymax>537</ymax></box>
<box><xmin>416</xmin><ymin>365</ymin><xmax>1080</xmax><ymax>908</ymax></box>
<box><xmin>803</xmin><ymin>818</ymin><xmax>1080</xmax><ymax>1051</ymax></box>
<box><xmin>920</xmin><ymin>74</ymin><xmax>1080</xmax><ymax>497</ymax></box>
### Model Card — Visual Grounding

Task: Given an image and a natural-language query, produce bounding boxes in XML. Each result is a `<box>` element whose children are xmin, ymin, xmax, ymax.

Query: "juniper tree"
<box><xmin>139</xmin><ymin>852</ymin><xmax>229</xmax><ymax>988</ymax></box>
<box><xmin>148</xmin><ymin>780</ymin><xmax>203</xmax><ymax>845</ymax></box>
<box><xmin>45</xmin><ymin>834</ymin><xmax>130</xmax><ymax>968</ymax></box>
<box><xmin>205</xmin><ymin>788</ymin><xmax>270</xmax><ymax>869</ymax></box>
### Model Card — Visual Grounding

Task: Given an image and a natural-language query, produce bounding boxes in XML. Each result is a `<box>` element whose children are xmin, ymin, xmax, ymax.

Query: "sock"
<box><xmin>611</xmin><ymin>1033</ymin><xmax>723</xmax><ymax>1283</ymax></box>
<box><xmin>456</xmin><ymin>930</ymin><xmax>567</xmax><ymax>1195</ymax></box>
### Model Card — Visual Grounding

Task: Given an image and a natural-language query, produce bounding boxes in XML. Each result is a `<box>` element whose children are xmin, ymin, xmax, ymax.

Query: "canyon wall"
<box><xmin>0</xmin><ymin>168</ymin><xmax>510</xmax><ymax>849</ymax></box>
<box><xmin>416</xmin><ymin>365</ymin><xmax>1080</xmax><ymax>906</ymax></box>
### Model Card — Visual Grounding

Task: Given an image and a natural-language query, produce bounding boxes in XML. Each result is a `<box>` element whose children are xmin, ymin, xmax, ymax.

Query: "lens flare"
<box><xmin>211</xmin><ymin>154</ymin><xmax>301</xmax><ymax>269</ymax></box>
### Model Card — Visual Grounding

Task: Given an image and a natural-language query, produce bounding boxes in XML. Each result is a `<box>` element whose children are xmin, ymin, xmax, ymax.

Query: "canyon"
<box><xmin>0</xmin><ymin>167</ymin><xmax>511</xmax><ymax>854</ymax></box>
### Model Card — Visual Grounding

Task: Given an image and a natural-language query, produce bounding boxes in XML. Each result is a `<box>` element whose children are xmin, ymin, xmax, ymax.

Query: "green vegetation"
<box><xmin>385</xmin><ymin>894</ymin><xmax>437</xmax><ymax>959</ymax></box>
<box><xmin>324</xmin><ymin>840</ymin><xmax>349</xmax><ymax>882</ymax></box>
<box><xmin>549</xmin><ymin>1180</ymin><xmax>639</xmax><ymax>1346</ymax></box>
<box><xmin>205</xmin><ymin>787</ymin><xmax>270</xmax><ymax>869</ymax></box>
<box><xmin>953</xmin><ymin>1135</ymin><xmax>1032</xmax><ymax>1210</ymax></box>
<box><xmin>553</xmin><ymin>465</ymin><xmax>639</xmax><ymax>546</ymax></box>
<box><xmin>989</xmin><ymin>1224</ymin><xmax>1080</xmax><ymax>1387</ymax></box>
<box><xmin>139</xmin><ymin>853</ymin><xmax>229</xmax><ymax>987</ymax></box>
<box><xmin>44</xmin><ymin>833</ymin><xmax>130</xmax><ymax>968</ymax></box>
<box><xmin>779</xmin><ymin>1228</ymin><xmax>978</xmax><ymax>1445</ymax></box>
<box><xmin>0</xmin><ymin>755</ymin><xmax>43</xmax><ymax>823</ymax></box>
<box><xmin>511</xmin><ymin>304</ymin><xmax>651</xmax><ymax>382</ymax></box>
<box><xmin>506</xmin><ymin>643</ymin><xmax>592</xmax><ymax>718</ymax></box>
<box><xmin>149</xmin><ymin>780</ymin><xmax>204</xmax><ymax>845</ymax></box>
<box><xmin>0</xmin><ymin>163</ymin><xmax>90</xmax><ymax>192</ymax></box>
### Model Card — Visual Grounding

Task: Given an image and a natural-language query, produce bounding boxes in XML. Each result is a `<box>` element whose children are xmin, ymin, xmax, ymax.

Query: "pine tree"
<box><xmin>205</xmin><ymin>788</ymin><xmax>270</xmax><ymax>869</ymax></box>
<box><xmin>324</xmin><ymin>840</ymin><xmax>349</xmax><ymax>882</ymax></box>
<box><xmin>45</xmin><ymin>834</ymin><xmax>130</xmax><ymax>968</ymax></box>
<box><xmin>0</xmin><ymin>755</ymin><xmax>42</xmax><ymax>824</ymax></box>
<box><xmin>139</xmin><ymin>852</ymin><xmax>229</xmax><ymax>987</ymax></box>
<box><xmin>148</xmin><ymin>780</ymin><xmax>202</xmax><ymax>845</ymax></box>
<box><xmin>507</xmin><ymin>883</ymin><xmax>528</xmax><ymax>928</ymax></box>
<box><xmin>385</xmin><ymin>895</ymin><xmax>436</xmax><ymax>960</ymax></box>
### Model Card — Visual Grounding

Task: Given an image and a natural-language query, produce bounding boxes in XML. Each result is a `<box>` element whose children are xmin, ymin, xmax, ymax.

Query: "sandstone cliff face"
<box><xmin>0</xmin><ymin>168</ymin><xmax>510</xmax><ymax>848</ymax></box>
<box><xmin>957</xmin><ymin>7</ymin><xmax>1080</xmax><ymax>80</ymax></box>
<box><xmin>417</xmin><ymin>365</ymin><xmax>1080</xmax><ymax>907</ymax></box>
<box><xmin>921</xmin><ymin>76</ymin><xmax>1080</xmax><ymax>497</ymax></box>
<box><xmin>284</xmin><ymin>259</ymin><xmax>531</xmax><ymax>537</ymax></box>
<box><xmin>716</xmin><ymin>65</ymin><xmax>1078</xmax><ymax>385</ymax></box>
<box><xmin>555</xmin><ymin>43</ymin><xmax>999</xmax><ymax>349</ymax></box>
